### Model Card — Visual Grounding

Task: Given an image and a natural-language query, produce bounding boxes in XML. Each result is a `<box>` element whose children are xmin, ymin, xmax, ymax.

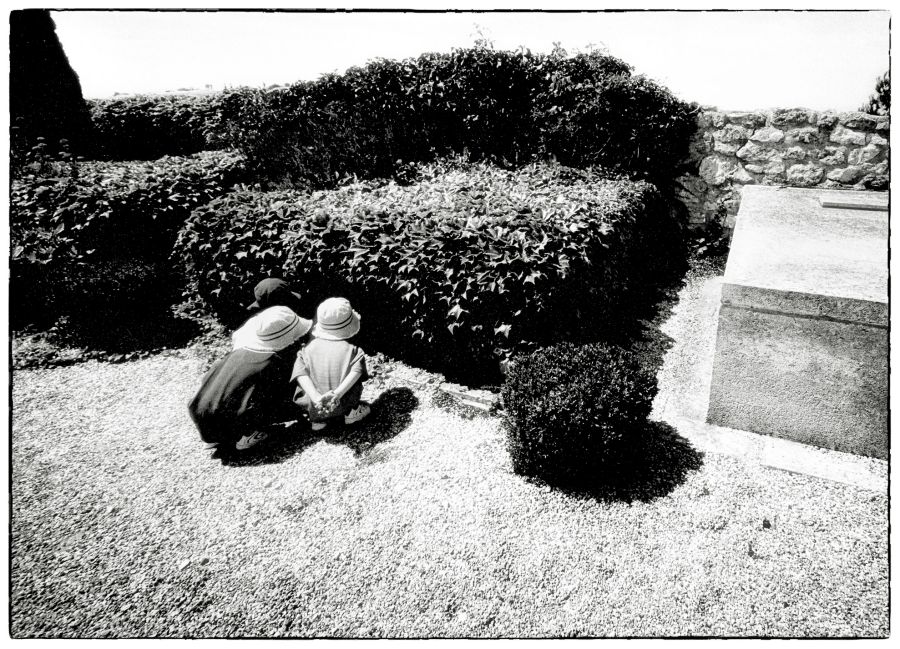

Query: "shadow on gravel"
<box><xmin>530</xmin><ymin>421</ymin><xmax>705</xmax><ymax>504</ymax></box>
<box><xmin>216</xmin><ymin>387</ymin><xmax>419</xmax><ymax>467</ymax></box>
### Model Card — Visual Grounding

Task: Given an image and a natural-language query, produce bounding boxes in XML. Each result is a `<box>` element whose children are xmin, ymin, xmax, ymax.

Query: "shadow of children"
<box><xmin>216</xmin><ymin>387</ymin><xmax>419</xmax><ymax>467</ymax></box>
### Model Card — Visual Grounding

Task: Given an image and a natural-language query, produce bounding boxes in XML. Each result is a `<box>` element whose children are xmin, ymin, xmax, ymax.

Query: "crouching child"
<box><xmin>188</xmin><ymin>306</ymin><xmax>312</xmax><ymax>452</ymax></box>
<box><xmin>292</xmin><ymin>297</ymin><xmax>371</xmax><ymax>431</ymax></box>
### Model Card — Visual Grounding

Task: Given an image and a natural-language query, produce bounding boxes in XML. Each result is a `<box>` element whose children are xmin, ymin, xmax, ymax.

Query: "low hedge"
<box><xmin>502</xmin><ymin>342</ymin><xmax>658</xmax><ymax>486</ymax></box>
<box><xmin>175</xmin><ymin>160</ymin><xmax>686</xmax><ymax>380</ymax></box>
<box><xmin>87</xmin><ymin>93</ymin><xmax>227</xmax><ymax>160</ymax></box>
<box><xmin>10</xmin><ymin>149</ymin><xmax>247</xmax><ymax>327</ymax></box>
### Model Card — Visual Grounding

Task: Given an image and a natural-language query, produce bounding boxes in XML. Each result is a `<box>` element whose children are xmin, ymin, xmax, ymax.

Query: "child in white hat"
<box><xmin>189</xmin><ymin>306</ymin><xmax>312</xmax><ymax>452</ymax></box>
<box><xmin>291</xmin><ymin>297</ymin><xmax>371</xmax><ymax>430</ymax></box>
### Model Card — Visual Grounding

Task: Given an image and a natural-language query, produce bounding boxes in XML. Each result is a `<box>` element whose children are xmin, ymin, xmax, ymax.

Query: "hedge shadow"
<box><xmin>524</xmin><ymin>421</ymin><xmax>705</xmax><ymax>504</ymax></box>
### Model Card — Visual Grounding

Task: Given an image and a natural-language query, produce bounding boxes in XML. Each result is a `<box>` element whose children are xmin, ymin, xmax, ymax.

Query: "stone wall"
<box><xmin>676</xmin><ymin>109</ymin><xmax>889</xmax><ymax>227</ymax></box>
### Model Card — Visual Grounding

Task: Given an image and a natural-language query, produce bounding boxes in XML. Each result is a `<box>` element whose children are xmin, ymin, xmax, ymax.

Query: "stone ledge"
<box><xmin>438</xmin><ymin>383</ymin><xmax>501</xmax><ymax>412</ymax></box>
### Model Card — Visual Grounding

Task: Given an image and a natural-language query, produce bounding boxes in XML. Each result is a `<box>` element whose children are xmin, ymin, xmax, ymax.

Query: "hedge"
<box><xmin>502</xmin><ymin>342</ymin><xmax>658</xmax><ymax>485</ymax></box>
<box><xmin>88</xmin><ymin>47</ymin><xmax>697</xmax><ymax>186</ymax></box>
<box><xmin>87</xmin><ymin>93</ymin><xmax>227</xmax><ymax>160</ymax></box>
<box><xmin>10</xmin><ymin>149</ymin><xmax>247</xmax><ymax>327</ymax></box>
<box><xmin>216</xmin><ymin>48</ymin><xmax>697</xmax><ymax>189</ymax></box>
<box><xmin>175</xmin><ymin>160</ymin><xmax>687</xmax><ymax>381</ymax></box>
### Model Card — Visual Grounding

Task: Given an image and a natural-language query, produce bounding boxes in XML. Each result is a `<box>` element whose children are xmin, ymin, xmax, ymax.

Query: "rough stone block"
<box><xmin>713</xmin><ymin>124</ymin><xmax>752</xmax><ymax>143</ymax></box>
<box><xmin>816</xmin><ymin>112</ymin><xmax>839</xmax><ymax>128</ymax></box>
<box><xmin>785</xmin><ymin>163</ymin><xmax>824</xmax><ymax>186</ymax></box>
<box><xmin>708</xmin><ymin>185</ymin><xmax>888</xmax><ymax>458</ymax></box>
<box><xmin>868</xmin><ymin>133</ymin><xmax>888</xmax><ymax>146</ymax></box>
<box><xmin>826</xmin><ymin>166</ymin><xmax>865</xmax><ymax>184</ymax></box>
<box><xmin>749</xmin><ymin>126</ymin><xmax>785</xmax><ymax>143</ymax></box>
<box><xmin>762</xmin><ymin>160</ymin><xmax>786</xmax><ymax>177</ymax></box>
<box><xmin>770</xmin><ymin>108</ymin><xmax>816</xmax><ymax>126</ymax></box>
<box><xmin>736</xmin><ymin>141</ymin><xmax>775</xmax><ymax>162</ymax></box>
<box><xmin>847</xmin><ymin>144</ymin><xmax>882</xmax><ymax>165</ymax></box>
<box><xmin>725</xmin><ymin>111</ymin><xmax>767</xmax><ymax>128</ymax></box>
<box><xmin>839</xmin><ymin>112</ymin><xmax>879</xmax><ymax>130</ymax></box>
<box><xmin>817</xmin><ymin>146</ymin><xmax>847</xmax><ymax>166</ymax></box>
<box><xmin>784</xmin><ymin>126</ymin><xmax>819</xmax><ymax>145</ymax></box>
<box><xmin>709</xmin><ymin>112</ymin><xmax>728</xmax><ymax>128</ymax></box>
<box><xmin>783</xmin><ymin>146</ymin><xmax>807</xmax><ymax>161</ymax></box>
<box><xmin>829</xmin><ymin>124</ymin><xmax>867</xmax><ymax>146</ymax></box>
<box><xmin>713</xmin><ymin>141</ymin><xmax>741</xmax><ymax>156</ymax></box>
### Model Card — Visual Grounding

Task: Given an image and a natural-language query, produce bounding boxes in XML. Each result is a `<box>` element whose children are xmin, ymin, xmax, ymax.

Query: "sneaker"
<box><xmin>344</xmin><ymin>404</ymin><xmax>371</xmax><ymax>425</ymax></box>
<box><xmin>235</xmin><ymin>429</ymin><xmax>269</xmax><ymax>451</ymax></box>
<box><xmin>310</xmin><ymin>421</ymin><xmax>327</xmax><ymax>431</ymax></box>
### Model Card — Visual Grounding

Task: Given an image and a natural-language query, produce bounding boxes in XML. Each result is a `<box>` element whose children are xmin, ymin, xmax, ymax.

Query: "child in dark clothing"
<box><xmin>189</xmin><ymin>306</ymin><xmax>312</xmax><ymax>451</ymax></box>
<box><xmin>292</xmin><ymin>297</ymin><xmax>371</xmax><ymax>431</ymax></box>
<box><xmin>246</xmin><ymin>278</ymin><xmax>304</xmax><ymax>316</ymax></box>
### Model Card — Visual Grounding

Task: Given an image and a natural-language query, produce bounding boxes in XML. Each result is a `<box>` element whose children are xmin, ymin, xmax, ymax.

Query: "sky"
<box><xmin>50</xmin><ymin>8</ymin><xmax>891</xmax><ymax>111</ymax></box>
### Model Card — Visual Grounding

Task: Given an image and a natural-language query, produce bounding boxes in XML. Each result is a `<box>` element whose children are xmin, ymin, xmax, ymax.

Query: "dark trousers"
<box><xmin>189</xmin><ymin>400</ymin><xmax>306</xmax><ymax>446</ymax></box>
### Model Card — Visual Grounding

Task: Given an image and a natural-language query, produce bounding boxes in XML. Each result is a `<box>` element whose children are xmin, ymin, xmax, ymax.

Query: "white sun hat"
<box><xmin>232</xmin><ymin>306</ymin><xmax>312</xmax><ymax>353</ymax></box>
<box><xmin>312</xmin><ymin>297</ymin><xmax>361</xmax><ymax>341</ymax></box>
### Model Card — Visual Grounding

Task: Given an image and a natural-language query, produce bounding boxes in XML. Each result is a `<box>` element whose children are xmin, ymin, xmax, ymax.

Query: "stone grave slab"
<box><xmin>707</xmin><ymin>185</ymin><xmax>888</xmax><ymax>459</ymax></box>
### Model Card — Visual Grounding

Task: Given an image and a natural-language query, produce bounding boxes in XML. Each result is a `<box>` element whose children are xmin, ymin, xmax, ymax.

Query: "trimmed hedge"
<box><xmin>10</xmin><ymin>149</ymin><xmax>247</xmax><ymax>327</ymax></box>
<box><xmin>90</xmin><ymin>48</ymin><xmax>696</xmax><ymax>182</ymax></box>
<box><xmin>88</xmin><ymin>93</ymin><xmax>227</xmax><ymax>160</ymax></box>
<box><xmin>216</xmin><ymin>48</ymin><xmax>697</xmax><ymax>189</ymax></box>
<box><xmin>175</xmin><ymin>160</ymin><xmax>686</xmax><ymax>380</ymax></box>
<box><xmin>502</xmin><ymin>342</ymin><xmax>658</xmax><ymax>486</ymax></box>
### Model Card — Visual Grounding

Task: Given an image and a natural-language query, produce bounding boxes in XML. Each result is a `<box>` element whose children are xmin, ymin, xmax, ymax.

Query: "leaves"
<box><xmin>174</xmin><ymin>159</ymin><xmax>685</xmax><ymax>380</ymax></box>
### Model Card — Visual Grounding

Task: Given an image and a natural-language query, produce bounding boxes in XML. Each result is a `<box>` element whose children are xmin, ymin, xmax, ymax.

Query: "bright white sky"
<box><xmin>47</xmin><ymin>9</ymin><xmax>891</xmax><ymax>111</ymax></box>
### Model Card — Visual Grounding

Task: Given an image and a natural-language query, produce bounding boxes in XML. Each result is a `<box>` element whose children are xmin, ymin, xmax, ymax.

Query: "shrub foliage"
<box><xmin>175</xmin><ymin>160</ymin><xmax>686</xmax><ymax>379</ymax></box>
<box><xmin>88</xmin><ymin>93</ymin><xmax>228</xmax><ymax>160</ymax></box>
<box><xmin>91</xmin><ymin>47</ymin><xmax>697</xmax><ymax>184</ymax></box>
<box><xmin>10</xmin><ymin>148</ymin><xmax>247</xmax><ymax>327</ymax></box>
<box><xmin>216</xmin><ymin>48</ymin><xmax>697</xmax><ymax>188</ymax></box>
<box><xmin>502</xmin><ymin>342</ymin><xmax>658</xmax><ymax>485</ymax></box>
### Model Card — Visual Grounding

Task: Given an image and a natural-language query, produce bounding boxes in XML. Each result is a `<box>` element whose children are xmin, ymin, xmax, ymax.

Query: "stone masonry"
<box><xmin>676</xmin><ymin>108</ymin><xmax>889</xmax><ymax>227</ymax></box>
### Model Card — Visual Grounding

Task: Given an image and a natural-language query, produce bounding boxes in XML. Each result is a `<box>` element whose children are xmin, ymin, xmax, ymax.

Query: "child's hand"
<box><xmin>318</xmin><ymin>390</ymin><xmax>340</xmax><ymax>415</ymax></box>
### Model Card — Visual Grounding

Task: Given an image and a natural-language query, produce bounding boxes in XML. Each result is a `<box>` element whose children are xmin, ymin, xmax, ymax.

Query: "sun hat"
<box><xmin>247</xmin><ymin>278</ymin><xmax>303</xmax><ymax>312</ymax></box>
<box><xmin>312</xmin><ymin>297</ymin><xmax>361</xmax><ymax>341</ymax></box>
<box><xmin>232</xmin><ymin>306</ymin><xmax>312</xmax><ymax>353</ymax></box>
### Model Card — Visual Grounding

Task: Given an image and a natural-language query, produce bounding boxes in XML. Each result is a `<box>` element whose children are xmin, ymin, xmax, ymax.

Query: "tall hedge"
<box><xmin>215</xmin><ymin>48</ymin><xmax>697</xmax><ymax>189</ymax></box>
<box><xmin>88</xmin><ymin>47</ymin><xmax>697</xmax><ymax>185</ymax></box>
<box><xmin>175</xmin><ymin>160</ymin><xmax>686</xmax><ymax>381</ymax></box>
<box><xmin>9</xmin><ymin>9</ymin><xmax>94</xmax><ymax>163</ymax></box>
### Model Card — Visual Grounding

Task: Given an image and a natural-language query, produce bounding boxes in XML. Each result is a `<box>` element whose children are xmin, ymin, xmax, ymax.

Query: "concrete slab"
<box><xmin>652</xmin><ymin>257</ymin><xmax>888</xmax><ymax>493</ymax></box>
<box><xmin>707</xmin><ymin>186</ymin><xmax>888</xmax><ymax>459</ymax></box>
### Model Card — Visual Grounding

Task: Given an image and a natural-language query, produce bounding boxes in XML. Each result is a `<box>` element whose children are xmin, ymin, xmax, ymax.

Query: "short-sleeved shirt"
<box><xmin>188</xmin><ymin>348</ymin><xmax>295</xmax><ymax>443</ymax></box>
<box><xmin>291</xmin><ymin>338</ymin><xmax>368</xmax><ymax>394</ymax></box>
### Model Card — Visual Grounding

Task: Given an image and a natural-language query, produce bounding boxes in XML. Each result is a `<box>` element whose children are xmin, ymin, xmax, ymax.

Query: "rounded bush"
<box><xmin>501</xmin><ymin>342</ymin><xmax>658</xmax><ymax>486</ymax></box>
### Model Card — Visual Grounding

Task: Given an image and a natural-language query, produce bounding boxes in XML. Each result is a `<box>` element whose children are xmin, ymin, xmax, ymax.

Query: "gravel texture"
<box><xmin>11</xmin><ymin>340</ymin><xmax>889</xmax><ymax>638</ymax></box>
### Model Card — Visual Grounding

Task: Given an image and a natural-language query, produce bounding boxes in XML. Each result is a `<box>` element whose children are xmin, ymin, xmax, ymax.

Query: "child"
<box><xmin>246</xmin><ymin>277</ymin><xmax>304</xmax><ymax>316</ymax></box>
<box><xmin>292</xmin><ymin>297</ymin><xmax>371</xmax><ymax>431</ymax></box>
<box><xmin>189</xmin><ymin>306</ymin><xmax>312</xmax><ymax>452</ymax></box>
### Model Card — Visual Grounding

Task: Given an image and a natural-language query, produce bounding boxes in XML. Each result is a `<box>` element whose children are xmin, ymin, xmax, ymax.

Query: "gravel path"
<box><xmin>11</xmin><ymin>340</ymin><xmax>888</xmax><ymax>637</ymax></box>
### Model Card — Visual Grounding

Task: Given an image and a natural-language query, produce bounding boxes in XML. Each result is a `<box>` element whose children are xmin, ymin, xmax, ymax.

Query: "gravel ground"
<box><xmin>10</xmin><ymin>259</ymin><xmax>889</xmax><ymax>638</ymax></box>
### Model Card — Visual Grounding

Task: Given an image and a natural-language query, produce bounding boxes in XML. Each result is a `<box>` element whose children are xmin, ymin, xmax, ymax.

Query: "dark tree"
<box><xmin>860</xmin><ymin>70</ymin><xmax>890</xmax><ymax>116</ymax></box>
<box><xmin>9</xmin><ymin>9</ymin><xmax>94</xmax><ymax>159</ymax></box>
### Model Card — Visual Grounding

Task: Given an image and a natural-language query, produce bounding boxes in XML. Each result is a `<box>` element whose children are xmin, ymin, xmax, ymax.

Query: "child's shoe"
<box><xmin>344</xmin><ymin>404</ymin><xmax>371</xmax><ymax>424</ymax></box>
<box><xmin>235</xmin><ymin>429</ymin><xmax>269</xmax><ymax>451</ymax></box>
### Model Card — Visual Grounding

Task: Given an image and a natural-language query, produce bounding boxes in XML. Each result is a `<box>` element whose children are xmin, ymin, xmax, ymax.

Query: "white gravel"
<box><xmin>10</xmin><ymin>345</ymin><xmax>889</xmax><ymax>637</ymax></box>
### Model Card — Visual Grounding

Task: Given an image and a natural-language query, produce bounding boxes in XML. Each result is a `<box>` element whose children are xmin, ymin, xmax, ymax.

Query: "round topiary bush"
<box><xmin>501</xmin><ymin>342</ymin><xmax>658</xmax><ymax>486</ymax></box>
